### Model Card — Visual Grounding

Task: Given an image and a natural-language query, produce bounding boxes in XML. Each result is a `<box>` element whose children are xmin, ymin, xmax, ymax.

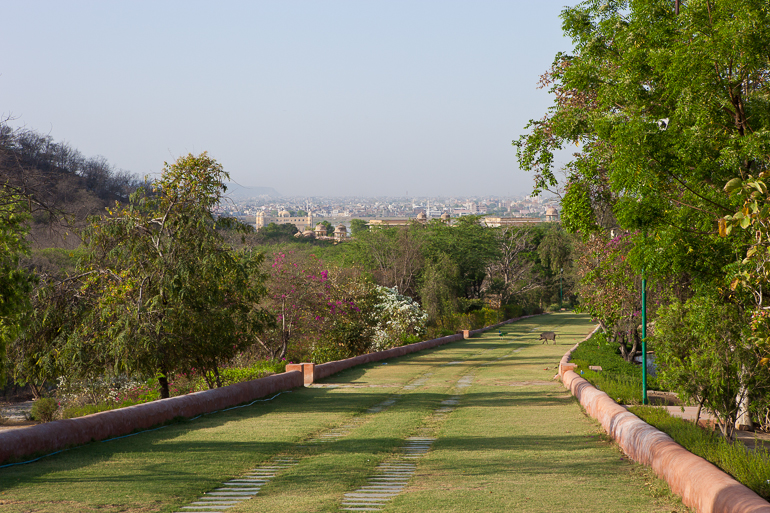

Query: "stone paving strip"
<box><xmin>339</xmin><ymin>373</ymin><xmax>475</xmax><ymax>511</ymax></box>
<box><xmin>173</xmin><ymin>369</ymin><xmax>438</xmax><ymax>512</ymax></box>
<box><xmin>174</xmin><ymin>457</ymin><xmax>299</xmax><ymax>513</ymax></box>
<box><xmin>339</xmin><ymin>438</ymin><xmax>435</xmax><ymax>511</ymax></box>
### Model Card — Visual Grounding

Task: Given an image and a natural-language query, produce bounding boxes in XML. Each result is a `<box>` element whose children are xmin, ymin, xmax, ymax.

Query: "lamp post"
<box><xmin>641</xmin><ymin>272</ymin><xmax>648</xmax><ymax>405</ymax></box>
<box><xmin>559</xmin><ymin>267</ymin><xmax>563</xmax><ymax>309</ymax></box>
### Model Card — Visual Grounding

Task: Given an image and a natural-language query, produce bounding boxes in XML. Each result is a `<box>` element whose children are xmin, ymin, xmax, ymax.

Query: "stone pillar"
<box><xmin>300</xmin><ymin>363</ymin><xmax>315</xmax><ymax>385</ymax></box>
<box><xmin>285</xmin><ymin>363</ymin><xmax>315</xmax><ymax>385</ymax></box>
<box><xmin>462</xmin><ymin>330</ymin><xmax>470</xmax><ymax>339</ymax></box>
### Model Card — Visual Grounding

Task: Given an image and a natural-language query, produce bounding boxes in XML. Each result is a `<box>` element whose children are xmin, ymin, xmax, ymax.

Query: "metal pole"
<box><xmin>560</xmin><ymin>268</ymin><xmax>563</xmax><ymax>309</ymax></box>
<box><xmin>641</xmin><ymin>274</ymin><xmax>648</xmax><ymax>405</ymax></box>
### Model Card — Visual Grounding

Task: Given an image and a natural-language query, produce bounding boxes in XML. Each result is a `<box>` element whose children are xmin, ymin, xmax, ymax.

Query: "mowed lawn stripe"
<box><xmin>385</xmin><ymin>313</ymin><xmax>687</xmax><ymax>512</ymax></box>
<box><xmin>0</xmin><ymin>314</ymin><xmax>687</xmax><ymax>512</ymax></box>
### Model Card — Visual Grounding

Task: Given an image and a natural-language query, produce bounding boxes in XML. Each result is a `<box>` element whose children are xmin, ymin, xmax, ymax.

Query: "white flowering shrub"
<box><xmin>56</xmin><ymin>374</ymin><xmax>146</xmax><ymax>407</ymax></box>
<box><xmin>371</xmin><ymin>286</ymin><xmax>428</xmax><ymax>351</ymax></box>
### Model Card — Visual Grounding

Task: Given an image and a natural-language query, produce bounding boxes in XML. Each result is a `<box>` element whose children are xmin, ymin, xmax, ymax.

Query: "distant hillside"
<box><xmin>224</xmin><ymin>182</ymin><xmax>281</xmax><ymax>199</ymax></box>
<box><xmin>0</xmin><ymin>124</ymin><xmax>143</xmax><ymax>249</ymax></box>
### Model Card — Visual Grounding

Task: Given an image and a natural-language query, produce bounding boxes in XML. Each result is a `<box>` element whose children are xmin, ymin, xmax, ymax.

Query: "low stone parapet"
<box><xmin>0</xmin><ymin>313</ymin><xmax>543</xmax><ymax>465</ymax></box>
<box><xmin>559</xmin><ymin>327</ymin><xmax>770</xmax><ymax>512</ymax></box>
<box><xmin>0</xmin><ymin>370</ymin><xmax>303</xmax><ymax>465</ymax></box>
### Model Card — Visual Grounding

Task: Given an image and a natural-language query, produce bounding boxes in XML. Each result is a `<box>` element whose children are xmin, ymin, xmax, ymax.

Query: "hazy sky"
<box><xmin>3</xmin><ymin>1</ymin><xmax>579</xmax><ymax>198</ymax></box>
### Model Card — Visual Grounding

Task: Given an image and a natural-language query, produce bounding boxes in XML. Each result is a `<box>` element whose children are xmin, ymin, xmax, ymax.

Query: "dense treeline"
<box><xmin>516</xmin><ymin>0</ymin><xmax>770</xmax><ymax>437</ymax></box>
<box><xmin>2</xmin><ymin>128</ymin><xmax>575</xmax><ymax>410</ymax></box>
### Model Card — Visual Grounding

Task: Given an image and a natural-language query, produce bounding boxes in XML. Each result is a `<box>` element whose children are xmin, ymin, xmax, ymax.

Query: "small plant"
<box><xmin>30</xmin><ymin>397</ymin><xmax>58</xmax><ymax>422</ymax></box>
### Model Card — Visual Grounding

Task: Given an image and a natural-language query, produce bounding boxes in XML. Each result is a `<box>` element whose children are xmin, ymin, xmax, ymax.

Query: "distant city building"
<box><xmin>545</xmin><ymin>206</ymin><xmax>560</xmax><ymax>222</ymax></box>
<box><xmin>333</xmin><ymin>223</ymin><xmax>348</xmax><ymax>241</ymax></box>
<box><xmin>255</xmin><ymin>210</ymin><xmax>314</xmax><ymax>231</ymax></box>
<box><xmin>482</xmin><ymin>217</ymin><xmax>542</xmax><ymax>228</ymax></box>
<box><xmin>368</xmin><ymin>212</ymin><xmax>429</xmax><ymax>228</ymax></box>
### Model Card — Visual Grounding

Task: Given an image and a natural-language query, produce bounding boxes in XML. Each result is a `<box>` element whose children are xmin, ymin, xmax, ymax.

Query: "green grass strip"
<box><xmin>0</xmin><ymin>313</ymin><xmax>689</xmax><ymax>512</ymax></box>
<box><xmin>630</xmin><ymin>405</ymin><xmax>770</xmax><ymax>500</ymax></box>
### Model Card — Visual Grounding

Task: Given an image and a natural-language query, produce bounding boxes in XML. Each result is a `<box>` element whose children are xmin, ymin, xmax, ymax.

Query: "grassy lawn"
<box><xmin>0</xmin><ymin>313</ymin><xmax>688</xmax><ymax>512</ymax></box>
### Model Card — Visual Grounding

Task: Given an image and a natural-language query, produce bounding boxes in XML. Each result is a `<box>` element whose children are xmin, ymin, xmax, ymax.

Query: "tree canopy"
<box><xmin>516</xmin><ymin>0</ymin><xmax>770</xmax><ymax>434</ymax></box>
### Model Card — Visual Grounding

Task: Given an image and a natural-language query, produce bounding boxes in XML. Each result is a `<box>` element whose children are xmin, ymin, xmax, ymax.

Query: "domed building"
<box><xmin>334</xmin><ymin>223</ymin><xmax>348</xmax><ymax>241</ymax></box>
<box><xmin>545</xmin><ymin>207</ymin><xmax>559</xmax><ymax>222</ymax></box>
<box><xmin>314</xmin><ymin>223</ymin><xmax>328</xmax><ymax>237</ymax></box>
<box><xmin>440</xmin><ymin>212</ymin><xmax>451</xmax><ymax>223</ymax></box>
<box><xmin>416</xmin><ymin>211</ymin><xmax>428</xmax><ymax>223</ymax></box>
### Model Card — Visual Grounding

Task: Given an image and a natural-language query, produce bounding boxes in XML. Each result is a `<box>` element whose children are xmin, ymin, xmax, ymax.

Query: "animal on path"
<box><xmin>539</xmin><ymin>331</ymin><xmax>556</xmax><ymax>344</ymax></box>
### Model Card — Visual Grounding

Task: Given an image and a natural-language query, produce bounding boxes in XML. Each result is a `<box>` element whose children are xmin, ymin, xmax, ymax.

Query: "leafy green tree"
<box><xmin>256</xmin><ymin>222</ymin><xmax>299</xmax><ymax>242</ymax></box>
<box><xmin>350</xmin><ymin>218</ymin><xmax>369</xmax><ymax>237</ymax></box>
<box><xmin>516</xmin><ymin>0</ymin><xmax>770</xmax><ymax>428</ymax></box>
<box><xmin>422</xmin><ymin>216</ymin><xmax>499</xmax><ymax>299</ymax></box>
<box><xmin>514</xmin><ymin>0</ymin><xmax>763</xmax><ymax>284</ymax></box>
<box><xmin>0</xmin><ymin>194</ymin><xmax>34</xmax><ymax>382</ymax></box>
<box><xmin>655</xmin><ymin>291</ymin><xmax>770</xmax><ymax>439</ymax></box>
<box><xmin>77</xmin><ymin>153</ymin><xmax>269</xmax><ymax>397</ymax></box>
<box><xmin>418</xmin><ymin>253</ymin><xmax>460</xmax><ymax>325</ymax></box>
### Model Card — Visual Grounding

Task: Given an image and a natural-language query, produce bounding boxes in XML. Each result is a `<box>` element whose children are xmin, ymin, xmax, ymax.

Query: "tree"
<box><xmin>350</xmin><ymin>218</ymin><xmax>369</xmax><ymax>237</ymax></box>
<box><xmin>256</xmin><ymin>222</ymin><xmax>299</xmax><ymax>243</ymax></box>
<box><xmin>516</xmin><ymin>0</ymin><xmax>770</xmax><ymax>429</ymax></box>
<box><xmin>422</xmin><ymin>216</ymin><xmax>499</xmax><ymax>299</ymax></box>
<box><xmin>352</xmin><ymin>223</ymin><xmax>425</xmax><ymax>297</ymax></box>
<box><xmin>259</xmin><ymin>251</ymin><xmax>331</xmax><ymax>360</ymax></box>
<box><xmin>655</xmin><ymin>291</ymin><xmax>770</xmax><ymax>439</ymax></box>
<box><xmin>0</xmin><ymin>195</ymin><xmax>34</xmax><ymax>382</ymax></box>
<box><xmin>77</xmin><ymin>153</ymin><xmax>268</xmax><ymax>397</ymax></box>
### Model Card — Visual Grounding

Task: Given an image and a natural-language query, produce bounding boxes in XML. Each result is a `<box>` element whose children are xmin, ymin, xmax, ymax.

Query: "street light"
<box><xmin>641</xmin><ymin>270</ymin><xmax>648</xmax><ymax>405</ymax></box>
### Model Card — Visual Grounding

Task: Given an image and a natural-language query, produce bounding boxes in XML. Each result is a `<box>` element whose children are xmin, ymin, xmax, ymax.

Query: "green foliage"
<box><xmin>256</xmin><ymin>222</ymin><xmax>299</xmax><ymax>243</ymax></box>
<box><xmin>350</xmin><ymin>219</ymin><xmax>368</xmax><ymax>236</ymax></box>
<box><xmin>72</xmin><ymin>153</ymin><xmax>271</xmax><ymax>398</ymax></box>
<box><xmin>30</xmin><ymin>397</ymin><xmax>58</xmax><ymax>422</ymax></box>
<box><xmin>571</xmin><ymin>331</ymin><xmax>657</xmax><ymax>404</ymax></box>
<box><xmin>0</xmin><ymin>194</ymin><xmax>34</xmax><ymax>382</ymax></box>
<box><xmin>654</xmin><ymin>290</ymin><xmax>770</xmax><ymax>439</ymax></box>
<box><xmin>631</xmin><ymin>406</ymin><xmax>770</xmax><ymax>500</ymax></box>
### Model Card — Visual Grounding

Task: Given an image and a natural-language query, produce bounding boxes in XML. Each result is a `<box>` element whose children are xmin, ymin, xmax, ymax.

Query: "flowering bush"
<box><xmin>371</xmin><ymin>286</ymin><xmax>427</xmax><ymax>351</ymax></box>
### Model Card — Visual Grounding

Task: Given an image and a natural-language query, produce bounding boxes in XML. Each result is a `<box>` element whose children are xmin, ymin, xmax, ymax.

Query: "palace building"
<box><xmin>255</xmin><ymin>210</ymin><xmax>314</xmax><ymax>231</ymax></box>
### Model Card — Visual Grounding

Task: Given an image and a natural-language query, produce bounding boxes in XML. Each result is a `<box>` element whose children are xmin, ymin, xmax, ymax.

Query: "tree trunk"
<box><xmin>617</xmin><ymin>332</ymin><xmax>629</xmax><ymax>361</ymax></box>
<box><xmin>158</xmin><ymin>374</ymin><xmax>170</xmax><ymax>399</ymax></box>
<box><xmin>695</xmin><ymin>398</ymin><xmax>704</xmax><ymax>426</ymax></box>
<box><xmin>29</xmin><ymin>382</ymin><xmax>42</xmax><ymax>400</ymax></box>
<box><xmin>214</xmin><ymin>366</ymin><xmax>222</xmax><ymax>388</ymax></box>
<box><xmin>628</xmin><ymin>328</ymin><xmax>641</xmax><ymax>363</ymax></box>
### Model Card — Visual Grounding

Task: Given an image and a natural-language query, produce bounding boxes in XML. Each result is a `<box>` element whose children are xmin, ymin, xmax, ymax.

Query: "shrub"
<box><xmin>30</xmin><ymin>397</ymin><xmax>58</xmax><ymax>422</ymax></box>
<box><xmin>311</xmin><ymin>343</ymin><xmax>350</xmax><ymax>363</ymax></box>
<box><xmin>502</xmin><ymin>304</ymin><xmax>523</xmax><ymax>319</ymax></box>
<box><xmin>570</xmin><ymin>331</ymin><xmax>659</xmax><ymax>404</ymax></box>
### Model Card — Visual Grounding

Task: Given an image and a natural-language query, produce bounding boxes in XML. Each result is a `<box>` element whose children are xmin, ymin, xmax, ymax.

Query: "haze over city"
<box><xmin>3</xmin><ymin>1</ymin><xmax>578</xmax><ymax>198</ymax></box>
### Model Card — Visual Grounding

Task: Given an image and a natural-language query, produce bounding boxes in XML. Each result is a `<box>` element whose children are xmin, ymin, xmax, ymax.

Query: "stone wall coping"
<box><xmin>0</xmin><ymin>312</ymin><xmax>544</xmax><ymax>466</ymax></box>
<box><xmin>559</xmin><ymin>326</ymin><xmax>770</xmax><ymax>513</ymax></box>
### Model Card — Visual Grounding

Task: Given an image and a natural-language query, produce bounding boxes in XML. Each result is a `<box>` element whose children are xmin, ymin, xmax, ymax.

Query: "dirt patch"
<box><xmin>647</xmin><ymin>391</ymin><xmax>682</xmax><ymax>406</ymax></box>
<box><xmin>493</xmin><ymin>381</ymin><xmax>555</xmax><ymax>387</ymax></box>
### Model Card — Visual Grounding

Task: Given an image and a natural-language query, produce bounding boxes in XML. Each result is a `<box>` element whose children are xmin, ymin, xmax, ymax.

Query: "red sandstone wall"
<box><xmin>559</xmin><ymin>328</ymin><xmax>770</xmax><ymax>513</ymax></box>
<box><xmin>0</xmin><ymin>370</ymin><xmax>303</xmax><ymax>465</ymax></box>
<box><xmin>0</xmin><ymin>313</ymin><xmax>542</xmax><ymax>466</ymax></box>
